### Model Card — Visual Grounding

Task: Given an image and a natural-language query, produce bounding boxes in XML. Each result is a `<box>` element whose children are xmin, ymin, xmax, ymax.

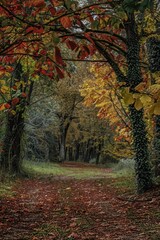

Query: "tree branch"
<box><xmin>94</xmin><ymin>41</ymin><xmax>126</xmax><ymax>82</ymax></box>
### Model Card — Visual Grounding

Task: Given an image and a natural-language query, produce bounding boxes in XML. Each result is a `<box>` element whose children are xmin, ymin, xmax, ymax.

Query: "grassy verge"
<box><xmin>22</xmin><ymin>160</ymin><xmax>112</xmax><ymax>179</ymax></box>
<box><xmin>111</xmin><ymin>169</ymin><xmax>135</xmax><ymax>191</ymax></box>
<box><xmin>23</xmin><ymin>160</ymin><xmax>136</xmax><ymax>192</ymax></box>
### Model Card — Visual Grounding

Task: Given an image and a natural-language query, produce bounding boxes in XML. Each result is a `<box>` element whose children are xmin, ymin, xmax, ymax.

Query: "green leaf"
<box><xmin>138</xmin><ymin>0</ymin><xmax>153</xmax><ymax>12</ymax></box>
<box><xmin>91</xmin><ymin>20</ymin><xmax>99</xmax><ymax>30</ymax></box>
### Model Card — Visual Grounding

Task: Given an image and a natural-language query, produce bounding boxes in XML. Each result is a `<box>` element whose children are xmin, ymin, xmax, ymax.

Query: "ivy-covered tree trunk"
<box><xmin>125</xmin><ymin>15</ymin><xmax>152</xmax><ymax>193</ymax></box>
<box><xmin>153</xmin><ymin>116</ymin><xmax>160</xmax><ymax>176</ymax></box>
<box><xmin>147</xmin><ymin>37</ymin><xmax>160</xmax><ymax>177</ymax></box>
<box><xmin>129</xmin><ymin>106</ymin><xmax>152</xmax><ymax>192</ymax></box>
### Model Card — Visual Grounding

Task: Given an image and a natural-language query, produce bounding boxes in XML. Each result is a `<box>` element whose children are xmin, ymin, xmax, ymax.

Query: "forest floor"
<box><xmin>0</xmin><ymin>162</ymin><xmax>160</xmax><ymax>240</ymax></box>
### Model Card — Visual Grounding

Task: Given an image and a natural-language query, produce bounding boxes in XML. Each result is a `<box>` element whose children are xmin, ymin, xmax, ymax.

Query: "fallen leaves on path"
<box><xmin>0</xmin><ymin>163</ymin><xmax>159</xmax><ymax>240</ymax></box>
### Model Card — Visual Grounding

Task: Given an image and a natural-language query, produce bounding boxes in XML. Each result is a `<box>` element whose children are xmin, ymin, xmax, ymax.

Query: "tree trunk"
<box><xmin>1</xmin><ymin>111</ymin><xmax>24</xmax><ymax>174</ymax></box>
<box><xmin>74</xmin><ymin>142</ymin><xmax>80</xmax><ymax>161</ymax></box>
<box><xmin>129</xmin><ymin>106</ymin><xmax>152</xmax><ymax>192</ymax></box>
<box><xmin>84</xmin><ymin>139</ymin><xmax>91</xmax><ymax>163</ymax></box>
<box><xmin>59</xmin><ymin>131</ymin><xmax>66</xmax><ymax>162</ymax></box>
<box><xmin>0</xmin><ymin>63</ymin><xmax>34</xmax><ymax>174</ymax></box>
<box><xmin>125</xmin><ymin>15</ymin><xmax>152</xmax><ymax>193</ymax></box>
<box><xmin>147</xmin><ymin>37</ymin><xmax>160</xmax><ymax>177</ymax></box>
<box><xmin>59</xmin><ymin>122</ymin><xmax>70</xmax><ymax>162</ymax></box>
<box><xmin>96</xmin><ymin>143</ymin><xmax>101</xmax><ymax>165</ymax></box>
<box><xmin>153</xmin><ymin>116</ymin><xmax>160</xmax><ymax>176</ymax></box>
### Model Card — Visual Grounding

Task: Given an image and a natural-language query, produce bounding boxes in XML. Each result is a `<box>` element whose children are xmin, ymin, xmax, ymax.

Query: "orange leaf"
<box><xmin>26</xmin><ymin>26</ymin><xmax>44</xmax><ymax>34</ymax></box>
<box><xmin>60</xmin><ymin>16</ymin><xmax>72</xmax><ymax>28</ymax></box>
<box><xmin>0</xmin><ymin>103</ymin><xmax>5</xmax><ymax>111</ymax></box>
<box><xmin>21</xmin><ymin>92</ymin><xmax>27</xmax><ymax>98</ymax></box>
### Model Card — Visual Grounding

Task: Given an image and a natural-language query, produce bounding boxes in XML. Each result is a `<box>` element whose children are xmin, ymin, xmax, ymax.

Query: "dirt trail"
<box><xmin>0</xmin><ymin>164</ymin><xmax>159</xmax><ymax>240</ymax></box>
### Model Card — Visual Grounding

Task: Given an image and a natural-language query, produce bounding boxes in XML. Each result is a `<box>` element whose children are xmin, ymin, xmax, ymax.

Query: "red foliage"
<box><xmin>55</xmin><ymin>66</ymin><xmax>64</xmax><ymax>79</ymax></box>
<box><xmin>4</xmin><ymin>103</ymin><xmax>11</xmax><ymax>109</ymax></box>
<box><xmin>55</xmin><ymin>46</ymin><xmax>65</xmax><ymax>66</ymax></box>
<box><xmin>11</xmin><ymin>97</ymin><xmax>20</xmax><ymax>106</ymax></box>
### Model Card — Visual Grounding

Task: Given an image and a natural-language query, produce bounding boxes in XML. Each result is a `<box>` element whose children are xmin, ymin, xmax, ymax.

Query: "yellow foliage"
<box><xmin>134</xmin><ymin>98</ymin><xmax>143</xmax><ymax>111</ymax></box>
<box><xmin>123</xmin><ymin>92</ymin><xmax>134</xmax><ymax>105</ymax></box>
<box><xmin>140</xmin><ymin>94</ymin><xmax>153</xmax><ymax>106</ymax></box>
<box><xmin>0</xmin><ymin>80</ymin><xmax>6</xmax><ymax>85</ymax></box>
<box><xmin>80</xmin><ymin>63</ymin><xmax>131</xmax><ymax>142</ymax></box>
<box><xmin>0</xmin><ymin>85</ymin><xmax>9</xmax><ymax>94</ymax></box>
<box><xmin>153</xmin><ymin>102</ymin><xmax>160</xmax><ymax>115</ymax></box>
<box><xmin>10</xmin><ymin>110</ymin><xmax>16</xmax><ymax>115</ymax></box>
<box><xmin>135</xmin><ymin>82</ymin><xmax>148</xmax><ymax>92</ymax></box>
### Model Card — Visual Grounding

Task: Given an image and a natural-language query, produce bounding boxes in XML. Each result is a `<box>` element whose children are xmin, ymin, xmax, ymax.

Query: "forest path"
<box><xmin>0</xmin><ymin>162</ymin><xmax>159</xmax><ymax>240</ymax></box>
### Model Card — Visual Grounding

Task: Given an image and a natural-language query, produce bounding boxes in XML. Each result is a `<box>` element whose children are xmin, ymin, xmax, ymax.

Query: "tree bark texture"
<box><xmin>125</xmin><ymin>15</ymin><xmax>152</xmax><ymax>193</ymax></box>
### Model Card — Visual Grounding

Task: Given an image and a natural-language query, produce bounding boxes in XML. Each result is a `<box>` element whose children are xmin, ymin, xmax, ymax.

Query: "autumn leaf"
<box><xmin>149</xmin><ymin>84</ymin><xmax>160</xmax><ymax>93</ymax></box>
<box><xmin>60</xmin><ymin>16</ymin><xmax>72</xmax><ymax>28</ymax></box>
<box><xmin>67</xmin><ymin>40</ymin><xmax>78</xmax><ymax>51</ymax></box>
<box><xmin>26</xmin><ymin>26</ymin><xmax>44</xmax><ymax>34</ymax></box>
<box><xmin>0</xmin><ymin>85</ymin><xmax>9</xmax><ymax>94</ymax></box>
<box><xmin>153</xmin><ymin>102</ymin><xmax>160</xmax><ymax>115</ymax></box>
<box><xmin>10</xmin><ymin>110</ymin><xmax>16</xmax><ymax>115</ymax></box>
<box><xmin>0</xmin><ymin>103</ymin><xmax>5</xmax><ymax>111</ymax></box>
<box><xmin>84</xmin><ymin>33</ymin><xmax>95</xmax><ymax>44</ymax></box>
<box><xmin>135</xmin><ymin>82</ymin><xmax>147</xmax><ymax>92</ymax></box>
<box><xmin>68</xmin><ymin>232</ymin><xmax>79</xmax><ymax>239</ymax></box>
<box><xmin>4</xmin><ymin>103</ymin><xmax>11</xmax><ymax>109</ymax></box>
<box><xmin>21</xmin><ymin>92</ymin><xmax>27</xmax><ymax>98</ymax></box>
<box><xmin>140</xmin><ymin>94</ymin><xmax>153</xmax><ymax>106</ymax></box>
<box><xmin>49</xmin><ymin>6</ymin><xmax>56</xmax><ymax>15</ymax></box>
<box><xmin>11</xmin><ymin>98</ymin><xmax>20</xmax><ymax>106</ymax></box>
<box><xmin>27</xmin><ymin>0</ymin><xmax>45</xmax><ymax>7</ymax></box>
<box><xmin>123</xmin><ymin>92</ymin><xmax>134</xmax><ymax>105</ymax></box>
<box><xmin>55</xmin><ymin>47</ymin><xmax>65</xmax><ymax>66</ymax></box>
<box><xmin>0</xmin><ymin>80</ymin><xmax>5</xmax><ymax>85</ymax></box>
<box><xmin>134</xmin><ymin>98</ymin><xmax>143</xmax><ymax>111</ymax></box>
<box><xmin>55</xmin><ymin>66</ymin><xmax>64</xmax><ymax>78</ymax></box>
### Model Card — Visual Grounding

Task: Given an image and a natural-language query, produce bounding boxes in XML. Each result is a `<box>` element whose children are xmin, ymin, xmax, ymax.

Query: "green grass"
<box><xmin>103</xmin><ymin>170</ymin><xmax>135</xmax><ymax>193</ymax></box>
<box><xmin>22</xmin><ymin>160</ymin><xmax>112</xmax><ymax>179</ymax></box>
<box><xmin>23</xmin><ymin>160</ymin><xmax>136</xmax><ymax>191</ymax></box>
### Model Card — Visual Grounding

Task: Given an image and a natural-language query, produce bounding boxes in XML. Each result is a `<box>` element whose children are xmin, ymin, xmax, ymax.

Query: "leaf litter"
<box><xmin>0</xmin><ymin>163</ymin><xmax>159</xmax><ymax>240</ymax></box>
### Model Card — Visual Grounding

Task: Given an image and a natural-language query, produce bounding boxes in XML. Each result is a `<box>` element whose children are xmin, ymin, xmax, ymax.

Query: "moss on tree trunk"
<box><xmin>129</xmin><ymin>106</ymin><xmax>152</xmax><ymax>193</ymax></box>
<box><xmin>147</xmin><ymin>37</ymin><xmax>160</xmax><ymax>176</ymax></box>
<box><xmin>125</xmin><ymin>14</ymin><xmax>153</xmax><ymax>193</ymax></box>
